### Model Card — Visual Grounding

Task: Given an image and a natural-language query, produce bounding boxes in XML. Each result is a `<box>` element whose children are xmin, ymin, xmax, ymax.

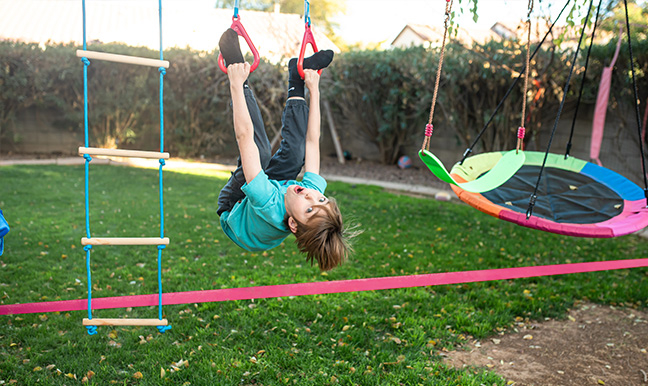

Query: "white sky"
<box><xmin>154</xmin><ymin>1</ymin><xmax>581</xmax><ymax>48</ymax></box>
<box><xmin>335</xmin><ymin>0</ymin><xmax>569</xmax><ymax>46</ymax></box>
<box><xmin>64</xmin><ymin>0</ymin><xmax>585</xmax><ymax>49</ymax></box>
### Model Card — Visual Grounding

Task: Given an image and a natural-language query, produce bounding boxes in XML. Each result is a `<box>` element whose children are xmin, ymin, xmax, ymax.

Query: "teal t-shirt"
<box><xmin>220</xmin><ymin>171</ymin><xmax>327</xmax><ymax>251</ymax></box>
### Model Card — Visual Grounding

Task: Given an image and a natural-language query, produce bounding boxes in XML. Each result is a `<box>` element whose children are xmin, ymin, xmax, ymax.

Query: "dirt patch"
<box><xmin>444</xmin><ymin>303</ymin><xmax>648</xmax><ymax>386</ymax></box>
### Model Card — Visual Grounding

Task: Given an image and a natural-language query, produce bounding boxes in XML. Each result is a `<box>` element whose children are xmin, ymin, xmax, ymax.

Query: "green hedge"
<box><xmin>0</xmin><ymin>42</ymin><xmax>286</xmax><ymax>158</ymax></box>
<box><xmin>325</xmin><ymin>39</ymin><xmax>648</xmax><ymax>164</ymax></box>
<box><xmin>1</xmin><ymin>39</ymin><xmax>646</xmax><ymax>163</ymax></box>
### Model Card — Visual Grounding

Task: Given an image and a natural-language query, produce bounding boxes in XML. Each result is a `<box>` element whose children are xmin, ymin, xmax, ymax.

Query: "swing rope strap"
<box><xmin>422</xmin><ymin>0</ymin><xmax>453</xmax><ymax>152</ymax></box>
<box><xmin>517</xmin><ymin>0</ymin><xmax>534</xmax><ymax>153</ymax></box>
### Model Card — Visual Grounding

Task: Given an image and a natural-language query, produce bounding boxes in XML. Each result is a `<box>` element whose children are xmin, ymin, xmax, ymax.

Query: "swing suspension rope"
<box><xmin>421</xmin><ymin>0</ymin><xmax>453</xmax><ymax>152</ymax></box>
<box><xmin>460</xmin><ymin>0</ymin><xmax>572</xmax><ymax>163</ymax></box>
<box><xmin>527</xmin><ymin>0</ymin><xmax>648</xmax><ymax>218</ymax></box>
<box><xmin>526</xmin><ymin>0</ymin><xmax>596</xmax><ymax>219</ymax></box>
<box><xmin>297</xmin><ymin>0</ymin><xmax>321</xmax><ymax>79</ymax></box>
<box><xmin>233</xmin><ymin>0</ymin><xmax>239</xmax><ymax>18</ymax></box>
<box><xmin>80</xmin><ymin>0</ymin><xmax>170</xmax><ymax>334</ymax></box>
<box><xmin>516</xmin><ymin>0</ymin><xmax>534</xmax><ymax>154</ymax></box>
<box><xmin>217</xmin><ymin>0</ymin><xmax>260</xmax><ymax>74</ymax></box>
<box><xmin>417</xmin><ymin>0</ymin><xmax>528</xmax><ymax>195</ymax></box>
<box><xmin>304</xmin><ymin>0</ymin><xmax>311</xmax><ymax>27</ymax></box>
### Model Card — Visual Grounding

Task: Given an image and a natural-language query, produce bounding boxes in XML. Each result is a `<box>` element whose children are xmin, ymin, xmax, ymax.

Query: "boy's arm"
<box><xmin>228</xmin><ymin>63</ymin><xmax>262</xmax><ymax>184</ymax></box>
<box><xmin>303</xmin><ymin>70</ymin><xmax>321</xmax><ymax>175</ymax></box>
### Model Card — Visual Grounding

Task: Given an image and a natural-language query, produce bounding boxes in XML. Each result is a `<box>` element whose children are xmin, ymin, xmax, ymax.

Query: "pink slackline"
<box><xmin>1</xmin><ymin>258</ymin><xmax>648</xmax><ymax>315</ymax></box>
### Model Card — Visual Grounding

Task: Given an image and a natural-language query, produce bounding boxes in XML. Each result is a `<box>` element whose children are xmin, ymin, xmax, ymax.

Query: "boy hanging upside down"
<box><xmin>216</xmin><ymin>28</ymin><xmax>351</xmax><ymax>271</ymax></box>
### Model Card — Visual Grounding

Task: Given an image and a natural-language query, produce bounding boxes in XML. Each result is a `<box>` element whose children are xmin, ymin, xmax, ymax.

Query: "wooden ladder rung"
<box><xmin>83</xmin><ymin>318</ymin><xmax>168</xmax><ymax>326</ymax></box>
<box><xmin>82</xmin><ymin>237</ymin><xmax>170</xmax><ymax>246</ymax></box>
<box><xmin>76</xmin><ymin>50</ymin><xmax>170</xmax><ymax>68</ymax></box>
<box><xmin>79</xmin><ymin>147</ymin><xmax>170</xmax><ymax>160</ymax></box>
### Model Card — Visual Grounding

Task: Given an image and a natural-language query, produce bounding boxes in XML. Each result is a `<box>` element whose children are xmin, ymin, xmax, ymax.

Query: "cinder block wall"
<box><xmin>4</xmin><ymin>108</ymin><xmax>82</xmax><ymax>155</ymax></box>
<box><xmin>5</xmin><ymin>103</ymin><xmax>647</xmax><ymax>187</ymax></box>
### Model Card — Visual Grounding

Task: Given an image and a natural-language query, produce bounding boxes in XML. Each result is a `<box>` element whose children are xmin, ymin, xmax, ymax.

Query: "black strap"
<box><xmin>460</xmin><ymin>0</ymin><xmax>572</xmax><ymax>164</ymax></box>
<box><xmin>527</xmin><ymin>0</ymin><xmax>595</xmax><ymax>219</ymax></box>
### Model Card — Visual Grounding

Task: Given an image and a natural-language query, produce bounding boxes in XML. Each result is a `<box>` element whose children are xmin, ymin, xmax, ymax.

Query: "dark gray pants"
<box><xmin>217</xmin><ymin>86</ymin><xmax>309</xmax><ymax>216</ymax></box>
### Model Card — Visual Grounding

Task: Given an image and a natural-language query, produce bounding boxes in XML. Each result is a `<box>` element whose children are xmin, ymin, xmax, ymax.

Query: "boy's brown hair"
<box><xmin>288</xmin><ymin>198</ymin><xmax>350</xmax><ymax>271</ymax></box>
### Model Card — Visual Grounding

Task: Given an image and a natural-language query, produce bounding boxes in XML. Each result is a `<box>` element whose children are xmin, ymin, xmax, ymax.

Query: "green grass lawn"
<box><xmin>0</xmin><ymin>163</ymin><xmax>647</xmax><ymax>385</ymax></box>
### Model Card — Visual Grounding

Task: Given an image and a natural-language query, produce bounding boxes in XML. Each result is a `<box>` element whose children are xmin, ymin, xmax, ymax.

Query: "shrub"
<box><xmin>1</xmin><ymin>38</ymin><xmax>645</xmax><ymax>163</ymax></box>
<box><xmin>325</xmin><ymin>38</ymin><xmax>647</xmax><ymax>164</ymax></box>
<box><xmin>0</xmin><ymin>41</ymin><xmax>286</xmax><ymax>158</ymax></box>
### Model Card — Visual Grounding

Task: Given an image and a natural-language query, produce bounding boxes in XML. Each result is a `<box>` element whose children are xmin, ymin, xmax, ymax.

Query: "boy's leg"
<box><xmin>265</xmin><ymin>51</ymin><xmax>334</xmax><ymax>181</ymax></box>
<box><xmin>217</xmin><ymin>29</ymin><xmax>272</xmax><ymax>216</ymax></box>
<box><xmin>264</xmin><ymin>98</ymin><xmax>308</xmax><ymax>182</ymax></box>
<box><xmin>244</xmin><ymin>86</ymin><xmax>272</xmax><ymax>168</ymax></box>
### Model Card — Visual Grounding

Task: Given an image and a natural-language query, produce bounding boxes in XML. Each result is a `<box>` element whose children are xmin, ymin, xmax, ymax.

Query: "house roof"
<box><xmin>399</xmin><ymin>24</ymin><xmax>443</xmax><ymax>43</ymax></box>
<box><xmin>0</xmin><ymin>0</ymin><xmax>339</xmax><ymax>63</ymax></box>
<box><xmin>391</xmin><ymin>23</ymin><xmax>500</xmax><ymax>47</ymax></box>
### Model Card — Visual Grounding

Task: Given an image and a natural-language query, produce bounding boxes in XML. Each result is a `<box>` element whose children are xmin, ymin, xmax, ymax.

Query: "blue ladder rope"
<box><xmin>81</xmin><ymin>0</ymin><xmax>95</xmax><ymax>336</ymax></box>
<box><xmin>157</xmin><ymin>0</ymin><xmax>171</xmax><ymax>333</ymax></box>
<box><xmin>81</xmin><ymin>0</ymin><xmax>171</xmax><ymax>334</ymax></box>
<box><xmin>304</xmin><ymin>0</ymin><xmax>311</xmax><ymax>26</ymax></box>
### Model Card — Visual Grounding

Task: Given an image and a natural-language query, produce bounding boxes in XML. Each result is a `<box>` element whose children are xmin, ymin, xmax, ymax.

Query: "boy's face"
<box><xmin>285</xmin><ymin>185</ymin><xmax>329</xmax><ymax>231</ymax></box>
